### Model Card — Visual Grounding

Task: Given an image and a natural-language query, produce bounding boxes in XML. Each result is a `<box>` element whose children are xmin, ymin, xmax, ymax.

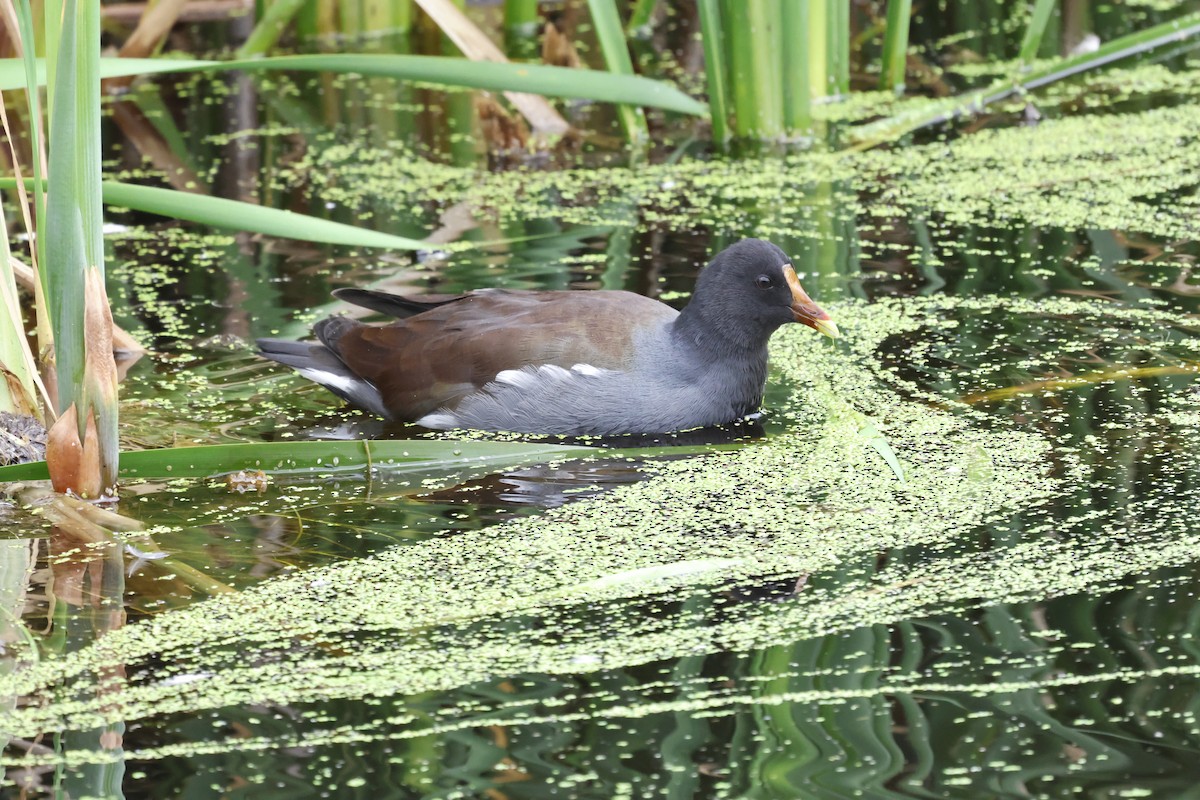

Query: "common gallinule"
<box><xmin>258</xmin><ymin>238</ymin><xmax>839</xmax><ymax>435</ymax></box>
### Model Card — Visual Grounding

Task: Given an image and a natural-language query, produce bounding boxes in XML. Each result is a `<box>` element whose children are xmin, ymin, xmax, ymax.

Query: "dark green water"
<box><xmin>6</xmin><ymin>4</ymin><xmax>1200</xmax><ymax>798</ymax></box>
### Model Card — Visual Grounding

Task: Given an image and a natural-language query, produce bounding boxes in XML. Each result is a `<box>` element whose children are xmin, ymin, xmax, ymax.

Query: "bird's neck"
<box><xmin>667</xmin><ymin>307</ymin><xmax>769</xmax><ymax>420</ymax></box>
<box><xmin>672</xmin><ymin>301</ymin><xmax>768</xmax><ymax>360</ymax></box>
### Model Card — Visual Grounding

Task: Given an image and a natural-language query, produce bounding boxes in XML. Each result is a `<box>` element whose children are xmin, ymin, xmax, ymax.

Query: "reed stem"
<box><xmin>503</xmin><ymin>0</ymin><xmax>538</xmax><ymax>57</ymax></box>
<box><xmin>827</xmin><ymin>0</ymin><xmax>850</xmax><ymax>96</ymax></box>
<box><xmin>781</xmin><ymin>0</ymin><xmax>811</xmax><ymax>134</ymax></box>
<box><xmin>1019</xmin><ymin>0</ymin><xmax>1059</xmax><ymax>64</ymax></box>
<box><xmin>586</xmin><ymin>0</ymin><xmax>649</xmax><ymax>144</ymax></box>
<box><xmin>806</xmin><ymin>0</ymin><xmax>828</xmax><ymax>100</ymax></box>
<box><xmin>696</xmin><ymin>0</ymin><xmax>730</xmax><ymax>142</ymax></box>
<box><xmin>879</xmin><ymin>0</ymin><xmax>912</xmax><ymax>92</ymax></box>
<box><xmin>238</xmin><ymin>0</ymin><xmax>307</xmax><ymax>56</ymax></box>
<box><xmin>627</xmin><ymin>0</ymin><xmax>656</xmax><ymax>36</ymax></box>
<box><xmin>726</xmin><ymin>0</ymin><xmax>783</xmax><ymax>138</ymax></box>
<box><xmin>504</xmin><ymin>0</ymin><xmax>538</xmax><ymax>28</ymax></box>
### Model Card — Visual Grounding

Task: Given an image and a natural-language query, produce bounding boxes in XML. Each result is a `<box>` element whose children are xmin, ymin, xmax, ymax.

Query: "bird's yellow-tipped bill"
<box><xmin>813</xmin><ymin>318</ymin><xmax>841</xmax><ymax>339</ymax></box>
<box><xmin>783</xmin><ymin>264</ymin><xmax>839</xmax><ymax>339</ymax></box>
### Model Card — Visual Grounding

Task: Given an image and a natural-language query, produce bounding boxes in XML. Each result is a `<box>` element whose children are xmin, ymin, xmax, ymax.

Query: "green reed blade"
<box><xmin>1019</xmin><ymin>0</ymin><xmax>1059</xmax><ymax>64</ymax></box>
<box><xmin>781</xmin><ymin>0</ymin><xmax>811</xmax><ymax>133</ymax></box>
<box><xmin>43</xmin><ymin>0</ymin><xmax>103</xmax><ymax>416</ymax></box>
<box><xmin>806</xmin><ymin>0</ymin><xmax>828</xmax><ymax>99</ymax></box>
<box><xmin>0</xmin><ymin>54</ymin><xmax>707</xmax><ymax>115</ymax></box>
<box><xmin>725</xmin><ymin>0</ymin><xmax>783</xmax><ymax>138</ymax></box>
<box><xmin>828</xmin><ymin>0</ymin><xmax>850</xmax><ymax>96</ymax></box>
<box><xmin>879</xmin><ymin>0</ymin><xmax>912</xmax><ymax>92</ymax></box>
<box><xmin>696</xmin><ymin>0</ymin><xmax>730</xmax><ymax>142</ymax></box>
<box><xmin>503</xmin><ymin>0</ymin><xmax>539</xmax><ymax>33</ymax></box>
<box><xmin>100</xmin><ymin>181</ymin><xmax>430</xmax><ymax>249</ymax></box>
<box><xmin>586</xmin><ymin>0</ymin><xmax>650</xmax><ymax>143</ymax></box>
<box><xmin>627</xmin><ymin>0</ymin><xmax>657</xmax><ymax>37</ymax></box>
<box><xmin>238</xmin><ymin>0</ymin><xmax>309</xmax><ymax>57</ymax></box>
<box><xmin>0</xmin><ymin>199</ymin><xmax>38</xmax><ymax>416</ymax></box>
<box><xmin>12</xmin><ymin>0</ymin><xmax>46</xmax><ymax>273</ymax></box>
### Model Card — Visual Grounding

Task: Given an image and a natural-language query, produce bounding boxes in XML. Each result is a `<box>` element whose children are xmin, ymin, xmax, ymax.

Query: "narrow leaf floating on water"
<box><xmin>858</xmin><ymin>420</ymin><xmax>907</xmax><ymax>484</ymax></box>
<box><xmin>812</xmin><ymin>380</ymin><xmax>908</xmax><ymax>484</ymax></box>
<box><xmin>0</xmin><ymin>439</ymin><xmax>597</xmax><ymax>482</ymax></box>
<box><xmin>965</xmin><ymin>445</ymin><xmax>995</xmax><ymax>484</ymax></box>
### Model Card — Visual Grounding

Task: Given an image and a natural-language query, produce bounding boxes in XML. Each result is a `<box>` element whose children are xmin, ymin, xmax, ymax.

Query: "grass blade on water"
<box><xmin>857</xmin><ymin>419</ymin><xmax>906</xmax><ymax>483</ymax></box>
<box><xmin>0</xmin><ymin>439</ymin><xmax>597</xmax><ymax>482</ymax></box>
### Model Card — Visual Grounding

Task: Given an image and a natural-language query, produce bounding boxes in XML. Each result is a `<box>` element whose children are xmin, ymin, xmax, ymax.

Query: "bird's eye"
<box><xmin>755</xmin><ymin>274</ymin><xmax>773</xmax><ymax>289</ymax></box>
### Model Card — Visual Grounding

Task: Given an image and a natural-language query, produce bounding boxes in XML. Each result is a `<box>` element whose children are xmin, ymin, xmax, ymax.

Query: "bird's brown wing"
<box><xmin>333</xmin><ymin>288</ymin><xmax>470</xmax><ymax>319</ymax></box>
<box><xmin>328</xmin><ymin>289</ymin><xmax>675</xmax><ymax>420</ymax></box>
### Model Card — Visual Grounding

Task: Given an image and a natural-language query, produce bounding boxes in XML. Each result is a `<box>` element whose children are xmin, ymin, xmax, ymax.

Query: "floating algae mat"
<box><xmin>3</xmin><ymin>295</ymin><xmax>1200</xmax><ymax>796</ymax></box>
<box><xmin>260</xmin><ymin>98</ymin><xmax>1200</xmax><ymax>245</ymax></box>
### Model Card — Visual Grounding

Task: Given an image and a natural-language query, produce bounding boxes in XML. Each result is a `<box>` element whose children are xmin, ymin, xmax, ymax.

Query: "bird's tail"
<box><xmin>257</xmin><ymin>325</ymin><xmax>390</xmax><ymax>419</ymax></box>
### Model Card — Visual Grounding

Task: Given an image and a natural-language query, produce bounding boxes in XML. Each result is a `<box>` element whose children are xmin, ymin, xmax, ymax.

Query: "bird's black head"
<box><xmin>683</xmin><ymin>239</ymin><xmax>839</xmax><ymax>349</ymax></box>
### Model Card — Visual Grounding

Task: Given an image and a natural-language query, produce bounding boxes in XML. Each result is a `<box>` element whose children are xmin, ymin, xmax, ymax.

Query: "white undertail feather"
<box><xmin>415</xmin><ymin>412</ymin><xmax>458</xmax><ymax>429</ymax></box>
<box><xmin>298</xmin><ymin>368</ymin><xmax>361</xmax><ymax>396</ymax></box>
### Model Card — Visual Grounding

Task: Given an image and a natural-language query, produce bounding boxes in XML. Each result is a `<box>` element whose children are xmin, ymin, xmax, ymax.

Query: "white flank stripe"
<box><xmin>538</xmin><ymin>364</ymin><xmax>571</xmax><ymax>380</ymax></box>
<box><xmin>494</xmin><ymin>369</ymin><xmax>537</xmax><ymax>389</ymax></box>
